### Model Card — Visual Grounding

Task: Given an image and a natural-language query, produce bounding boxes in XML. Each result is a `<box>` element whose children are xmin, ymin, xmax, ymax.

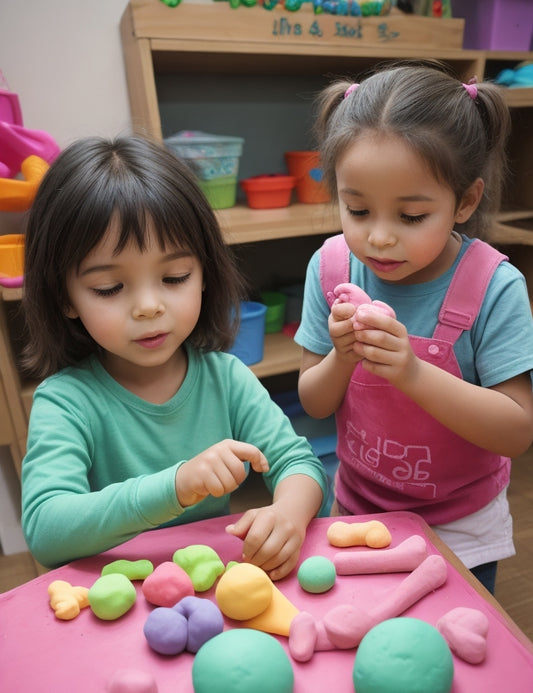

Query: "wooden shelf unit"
<box><xmin>1</xmin><ymin>1</ymin><xmax>532</xmax><ymax>478</ymax></box>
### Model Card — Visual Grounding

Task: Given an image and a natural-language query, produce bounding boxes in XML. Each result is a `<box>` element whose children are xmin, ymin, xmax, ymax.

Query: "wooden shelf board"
<box><xmin>249</xmin><ymin>331</ymin><xmax>301</xmax><ymax>379</ymax></box>
<box><xmin>218</xmin><ymin>203</ymin><xmax>340</xmax><ymax>244</ymax></box>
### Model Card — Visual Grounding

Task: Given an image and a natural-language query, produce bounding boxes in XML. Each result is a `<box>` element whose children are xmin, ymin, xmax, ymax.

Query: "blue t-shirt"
<box><xmin>295</xmin><ymin>235</ymin><xmax>533</xmax><ymax>388</ymax></box>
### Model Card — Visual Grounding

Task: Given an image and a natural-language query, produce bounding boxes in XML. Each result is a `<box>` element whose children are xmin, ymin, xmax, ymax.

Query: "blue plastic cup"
<box><xmin>228</xmin><ymin>301</ymin><xmax>267</xmax><ymax>366</ymax></box>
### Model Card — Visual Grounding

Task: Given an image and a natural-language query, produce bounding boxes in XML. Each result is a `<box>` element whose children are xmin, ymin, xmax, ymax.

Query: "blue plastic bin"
<box><xmin>228</xmin><ymin>301</ymin><xmax>267</xmax><ymax>366</ymax></box>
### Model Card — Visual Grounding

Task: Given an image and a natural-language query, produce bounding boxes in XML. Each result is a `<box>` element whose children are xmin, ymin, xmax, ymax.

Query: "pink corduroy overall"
<box><xmin>320</xmin><ymin>234</ymin><xmax>510</xmax><ymax>524</ymax></box>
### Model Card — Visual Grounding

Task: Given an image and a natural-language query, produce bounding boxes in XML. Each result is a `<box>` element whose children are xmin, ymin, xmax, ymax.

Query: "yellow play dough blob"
<box><xmin>215</xmin><ymin>563</ymin><xmax>272</xmax><ymax>620</ymax></box>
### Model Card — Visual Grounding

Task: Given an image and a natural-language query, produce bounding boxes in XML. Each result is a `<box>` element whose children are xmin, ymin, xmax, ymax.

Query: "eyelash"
<box><xmin>91</xmin><ymin>274</ymin><xmax>190</xmax><ymax>297</ymax></box>
<box><xmin>347</xmin><ymin>208</ymin><xmax>428</xmax><ymax>224</ymax></box>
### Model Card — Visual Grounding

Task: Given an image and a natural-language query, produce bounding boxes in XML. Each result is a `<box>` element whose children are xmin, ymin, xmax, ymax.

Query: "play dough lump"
<box><xmin>88</xmin><ymin>573</ymin><xmax>136</xmax><ymax>620</ymax></box>
<box><xmin>192</xmin><ymin>629</ymin><xmax>294</xmax><ymax>693</ymax></box>
<box><xmin>353</xmin><ymin>617</ymin><xmax>454</xmax><ymax>693</ymax></box>
<box><xmin>297</xmin><ymin>556</ymin><xmax>336</xmax><ymax>594</ymax></box>
<box><xmin>172</xmin><ymin>544</ymin><xmax>225</xmax><ymax>591</ymax></box>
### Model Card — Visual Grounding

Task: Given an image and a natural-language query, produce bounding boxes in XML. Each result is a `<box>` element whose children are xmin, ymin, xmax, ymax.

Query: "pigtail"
<box><xmin>466</xmin><ymin>81</ymin><xmax>511</xmax><ymax>239</ymax></box>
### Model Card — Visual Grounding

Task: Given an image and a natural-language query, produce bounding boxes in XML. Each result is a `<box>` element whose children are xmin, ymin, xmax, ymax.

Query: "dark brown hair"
<box><xmin>315</xmin><ymin>61</ymin><xmax>511</xmax><ymax>239</ymax></box>
<box><xmin>22</xmin><ymin>135</ymin><xmax>245</xmax><ymax>378</ymax></box>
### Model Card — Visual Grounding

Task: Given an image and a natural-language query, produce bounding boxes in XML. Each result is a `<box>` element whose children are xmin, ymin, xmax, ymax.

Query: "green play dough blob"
<box><xmin>192</xmin><ymin>629</ymin><xmax>294</xmax><ymax>693</ymax></box>
<box><xmin>101</xmin><ymin>559</ymin><xmax>154</xmax><ymax>580</ymax></box>
<box><xmin>353</xmin><ymin>618</ymin><xmax>454</xmax><ymax>693</ymax></box>
<box><xmin>173</xmin><ymin>544</ymin><xmax>225</xmax><ymax>592</ymax></box>
<box><xmin>297</xmin><ymin>555</ymin><xmax>336</xmax><ymax>593</ymax></box>
<box><xmin>88</xmin><ymin>573</ymin><xmax>137</xmax><ymax>620</ymax></box>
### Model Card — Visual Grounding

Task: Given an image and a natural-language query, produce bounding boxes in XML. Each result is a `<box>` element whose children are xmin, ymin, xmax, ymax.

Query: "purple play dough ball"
<box><xmin>174</xmin><ymin>596</ymin><xmax>224</xmax><ymax>653</ymax></box>
<box><xmin>143</xmin><ymin>607</ymin><xmax>188</xmax><ymax>655</ymax></box>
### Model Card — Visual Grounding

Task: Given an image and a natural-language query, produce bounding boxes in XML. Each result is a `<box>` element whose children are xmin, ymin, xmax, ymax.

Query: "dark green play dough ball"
<box><xmin>353</xmin><ymin>618</ymin><xmax>454</xmax><ymax>693</ymax></box>
<box><xmin>192</xmin><ymin>629</ymin><xmax>294</xmax><ymax>693</ymax></box>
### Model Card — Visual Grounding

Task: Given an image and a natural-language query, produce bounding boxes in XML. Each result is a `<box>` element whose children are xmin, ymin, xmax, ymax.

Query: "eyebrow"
<box><xmin>79</xmin><ymin>249</ymin><xmax>193</xmax><ymax>277</ymax></box>
<box><xmin>339</xmin><ymin>187</ymin><xmax>435</xmax><ymax>202</ymax></box>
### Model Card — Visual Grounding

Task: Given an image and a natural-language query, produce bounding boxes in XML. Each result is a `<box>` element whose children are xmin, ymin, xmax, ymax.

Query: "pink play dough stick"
<box><xmin>334</xmin><ymin>535</ymin><xmax>429</xmax><ymax>575</ymax></box>
<box><xmin>324</xmin><ymin>554</ymin><xmax>448</xmax><ymax>649</ymax></box>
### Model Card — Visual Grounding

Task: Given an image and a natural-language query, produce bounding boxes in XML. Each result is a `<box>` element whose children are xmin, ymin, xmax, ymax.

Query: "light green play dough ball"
<box><xmin>297</xmin><ymin>555</ymin><xmax>336</xmax><ymax>593</ymax></box>
<box><xmin>88</xmin><ymin>573</ymin><xmax>136</xmax><ymax>620</ymax></box>
<box><xmin>192</xmin><ymin>629</ymin><xmax>294</xmax><ymax>693</ymax></box>
<box><xmin>353</xmin><ymin>618</ymin><xmax>454</xmax><ymax>693</ymax></box>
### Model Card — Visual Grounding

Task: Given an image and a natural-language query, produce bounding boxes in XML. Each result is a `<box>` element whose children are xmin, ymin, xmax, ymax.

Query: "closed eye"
<box><xmin>347</xmin><ymin>207</ymin><xmax>368</xmax><ymax>217</ymax></box>
<box><xmin>402</xmin><ymin>214</ymin><xmax>427</xmax><ymax>224</ymax></box>
<box><xmin>163</xmin><ymin>274</ymin><xmax>190</xmax><ymax>285</ymax></box>
<box><xmin>92</xmin><ymin>284</ymin><xmax>123</xmax><ymax>297</ymax></box>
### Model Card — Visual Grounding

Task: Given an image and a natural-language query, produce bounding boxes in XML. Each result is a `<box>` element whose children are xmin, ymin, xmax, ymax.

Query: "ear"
<box><xmin>454</xmin><ymin>177</ymin><xmax>484</xmax><ymax>224</ymax></box>
<box><xmin>64</xmin><ymin>305</ymin><xmax>79</xmax><ymax>319</ymax></box>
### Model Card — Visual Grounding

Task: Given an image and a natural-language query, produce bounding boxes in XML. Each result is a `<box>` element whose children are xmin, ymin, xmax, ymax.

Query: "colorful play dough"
<box><xmin>192</xmin><ymin>629</ymin><xmax>294</xmax><ymax>693</ymax></box>
<box><xmin>353</xmin><ymin>618</ymin><xmax>454</xmax><ymax>693</ymax></box>
<box><xmin>102</xmin><ymin>559</ymin><xmax>154</xmax><ymax>580</ymax></box>
<box><xmin>215</xmin><ymin>562</ymin><xmax>299</xmax><ymax>637</ymax></box>
<box><xmin>437</xmin><ymin>607</ymin><xmax>489</xmax><ymax>664</ymax></box>
<box><xmin>48</xmin><ymin>579</ymin><xmax>90</xmax><ymax>620</ymax></box>
<box><xmin>172</xmin><ymin>544</ymin><xmax>225</xmax><ymax>591</ymax></box>
<box><xmin>143</xmin><ymin>595</ymin><xmax>224</xmax><ymax>656</ymax></box>
<box><xmin>106</xmin><ymin>668</ymin><xmax>158</xmax><ymax>693</ymax></box>
<box><xmin>88</xmin><ymin>573</ymin><xmax>136</xmax><ymax>620</ymax></box>
<box><xmin>334</xmin><ymin>535</ymin><xmax>428</xmax><ymax>575</ymax></box>
<box><xmin>330</xmin><ymin>282</ymin><xmax>396</xmax><ymax>329</ymax></box>
<box><xmin>141</xmin><ymin>561</ymin><xmax>194</xmax><ymax>607</ymax></box>
<box><xmin>327</xmin><ymin>520</ymin><xmax>392</xmax><ymax>548</ymax></box>
<box><xmin>297</xmin><ymin>556</ymin><xmax>336</xmax><ymax>594</ymax></box>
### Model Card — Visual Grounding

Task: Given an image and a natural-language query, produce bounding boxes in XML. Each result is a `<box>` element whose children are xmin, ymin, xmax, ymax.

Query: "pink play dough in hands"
<box><xmin>329</xmin><ymin>283</ymin><xmax>396</xmax><ymax>329</ymax></box>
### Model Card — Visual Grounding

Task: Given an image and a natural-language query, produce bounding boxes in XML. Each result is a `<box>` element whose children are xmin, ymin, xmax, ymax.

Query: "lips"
<box><xmin>135</xmin><ymin>333</ymin><xmax>168</xmax><ymax>349</ymax></box>
<box><xmin>367</xmin><ymin>257</ymin><xmax>404</xmax><ymax>274</ymax></box>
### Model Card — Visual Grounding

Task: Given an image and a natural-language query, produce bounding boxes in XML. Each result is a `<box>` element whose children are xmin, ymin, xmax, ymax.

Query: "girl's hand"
<box><xmin>329</xmin><ymin>301</ymin><xmax>363</xmax><ymax>366</ymax></box>
<box><xmin>225</xmin><ymin>502</ymin><xmax>306</xmax><ymax>581</ymax></box>
<box><xmin>352</xmin><ymin>305</ymin><xmax>420</xmax><ymax>389</ymax></box>
<box><xmin>175</xmin><ymin>440</ymin><xmax>269</xmax><ymax>508</ymax></box>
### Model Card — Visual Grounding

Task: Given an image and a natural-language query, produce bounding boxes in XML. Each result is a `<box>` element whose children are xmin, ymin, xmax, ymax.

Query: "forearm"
<box><xmin>399</xmin><ymin>361</ymin><xmax>533</xmax><ymax>457</ymax></box>
<box><xmin>298</xmin><ymin>349</ymin><xmax>356</xmax><ymax>418</ymax></box>
<box><xmin>22</xmin><ymin>467</ymin><xmax>182</xmax><ymax>567</ymax></box>
<box><xmin>272</xmin><ymin>474</ymin><xmax>324</xmax><ymax>532</ymax></box>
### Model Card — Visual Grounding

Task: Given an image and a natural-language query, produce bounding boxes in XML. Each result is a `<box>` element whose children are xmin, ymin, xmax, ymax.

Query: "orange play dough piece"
<box><xmin>215</xmin><ymin>563</ymin><xmax>299</xmax><ymax>637</ymax></box>
<box><xmin>327</xmin><ymin>520</ymin><xmax>392</xmax><ymax>548</ymax></box>
<box><xmin>48</xmin><ymin>579</ymin><xmax>90</xmax><ymax>620</ymax></box>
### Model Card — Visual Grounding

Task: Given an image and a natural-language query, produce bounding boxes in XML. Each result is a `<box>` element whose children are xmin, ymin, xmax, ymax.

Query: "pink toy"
<box><xmin>0</xmin><ymin>121</ymin><xmax>59</xmax><ymax>179</ymax></box>
<box><xmin>328</xmin><ymin>282</ymin><xmax>396</xmax><ymax>329</ymax></box>
<box><xmin>289</xmin><ymin>554</ymin><xmax>447</xmax><ymax>661</ymax></box>
<box><xmin>437</xmin><ymin>607</ymin><xmax>489</xmax><ymax>664</ymax></box>
<box><xmin>334</xmin><ymin>535</ymin><xmax>429</xmax><ymax>575</ymax></box>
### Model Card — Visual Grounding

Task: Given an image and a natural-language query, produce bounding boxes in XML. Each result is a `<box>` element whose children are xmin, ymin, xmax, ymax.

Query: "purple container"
<box><xmin>451</xmin><ymin>0</ymin><xmax>533</xmax><ymax>51</ymax></box>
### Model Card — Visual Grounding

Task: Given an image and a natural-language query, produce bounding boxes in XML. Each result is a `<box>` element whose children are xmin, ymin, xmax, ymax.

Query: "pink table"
<box><xmin>1</xmin><ymin>511</ymin><xmax>532</xmax><ymax>692</ymax></box>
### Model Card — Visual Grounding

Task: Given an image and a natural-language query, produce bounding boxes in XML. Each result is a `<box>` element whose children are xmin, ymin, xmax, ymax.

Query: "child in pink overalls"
<box><xmin>295</xmin><ymin>63</ymin><xmax>533</xmax><ymax>594</ymax></box>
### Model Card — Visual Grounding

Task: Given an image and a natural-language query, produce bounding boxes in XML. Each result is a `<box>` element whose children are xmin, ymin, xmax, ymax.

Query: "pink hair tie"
<box><xmin>462</xmin><ymin>81</ymin><xmax>478</xmax><ymax>100</ymax></box>
<box><xmin>344</xmin><ymin>83</ymin><xmax>359</xmax><ymax>99</ymax></box>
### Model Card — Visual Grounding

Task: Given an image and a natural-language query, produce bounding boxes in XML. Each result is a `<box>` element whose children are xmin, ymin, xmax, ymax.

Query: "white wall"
<box><xmin>0</xmin><ymin>0</ymin><xmax>132</xmax><ymax>149</ymax></box>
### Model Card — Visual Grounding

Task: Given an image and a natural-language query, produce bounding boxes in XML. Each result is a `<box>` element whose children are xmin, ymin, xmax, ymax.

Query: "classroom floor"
<box><xmin>1</xmin><ymin>447</ymin><xmax>532</xmax><ymax>643</ymax></box>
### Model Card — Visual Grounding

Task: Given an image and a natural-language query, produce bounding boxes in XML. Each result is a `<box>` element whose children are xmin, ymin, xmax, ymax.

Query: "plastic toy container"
<box><xmin>284</xmin><ymin>151</ymin><xmax>330</xmax><ymax>204</ymax></box>
<box><xmin>164</xmin><ymin>131</ymin><xmax>244</xmax><ymax>209</ymax></box>
<box><xmin>227</xmin><ymin>301</ymin><xmax>267</xmax><ymax>366</ymax></box>
<box><xmin>450</xmin><ymin>0</ymin><xmax>533</xmax><ymax>50</ymax></box>
<box><xmin>260</xmin><ymin>291</ymin><xmax>287</xmax><ymax>333</ymax></box>
<box><xmin>240</xmin><ymin>174</ymin><xmax>295</xmax><ymax>209</ymax></box>
<box><xmin>0</xmin><ymin>234</ymin><xmax>24</xmax><ymax>287</ymax></box>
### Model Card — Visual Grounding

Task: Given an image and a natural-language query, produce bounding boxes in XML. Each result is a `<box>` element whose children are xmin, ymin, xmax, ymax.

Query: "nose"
<box><xmin>132</xmin><ymin>290</ymin><xmax>165</xmax><ymax>320</ymax></box>
<box><xmin>367</xmin><ymin>222</ymin><xmax>396</xmax><ymax>249</ymax></box>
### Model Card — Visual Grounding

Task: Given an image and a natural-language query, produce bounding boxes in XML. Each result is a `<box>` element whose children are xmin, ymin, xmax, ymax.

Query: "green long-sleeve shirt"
<box><xmin>21</xmin><ymin>346</ymin><xmax>327</xmax><ymax>567</ymax></box>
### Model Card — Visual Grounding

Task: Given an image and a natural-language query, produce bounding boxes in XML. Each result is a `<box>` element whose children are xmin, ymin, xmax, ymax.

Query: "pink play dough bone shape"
<box><xmin>328</xmin><ymin>282</ymin><xmax>396</xmax><ymax>329</ymax></box>
<box><xmin>288</xmin><ymin>554</ymin><xmax>447</xmax><ymax>662</ymax></box>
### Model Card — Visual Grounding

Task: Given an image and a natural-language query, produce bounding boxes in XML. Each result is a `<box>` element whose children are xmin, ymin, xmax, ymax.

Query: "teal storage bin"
<box><xmin>228</xmin><ymin>301</ymin><xmax>267</xmax><ymax>366</ymax></box>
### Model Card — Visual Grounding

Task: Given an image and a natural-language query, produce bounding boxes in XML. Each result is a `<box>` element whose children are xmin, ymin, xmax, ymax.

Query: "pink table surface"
<box><xmin>1</xmin><ymin>511</ymin><xmax>532</xmax><ymax>692</ymax></box>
